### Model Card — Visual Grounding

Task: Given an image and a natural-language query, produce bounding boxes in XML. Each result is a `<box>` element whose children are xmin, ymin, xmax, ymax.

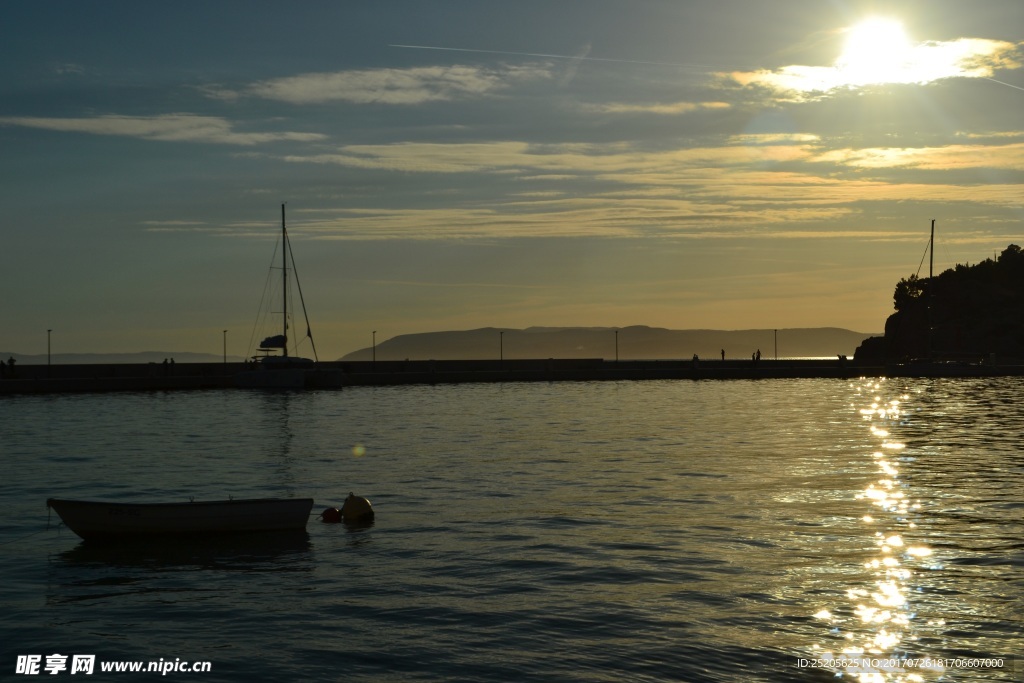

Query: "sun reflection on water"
<box><xmin>810</xmin><ymin>380</ymin><xmax>943</xmax><ymax>682</ymax></box>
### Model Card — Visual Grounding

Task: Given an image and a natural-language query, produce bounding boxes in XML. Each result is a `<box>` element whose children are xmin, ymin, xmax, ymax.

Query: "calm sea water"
<box><xmin>1</xmin><ymin>379</ymin><xmax>1021</xmax><ymax>682</ymax></box>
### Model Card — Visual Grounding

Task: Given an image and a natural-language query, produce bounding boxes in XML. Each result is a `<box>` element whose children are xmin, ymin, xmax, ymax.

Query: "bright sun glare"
<box><xmin>837</xmin><ymin>18</ymin><xmax>913</xmax><ymax>86</ymax></box>
<box><xmin>733</xmin><ymin>13</ymin><xmax>1014</xmax><ymax>97</ymax></box>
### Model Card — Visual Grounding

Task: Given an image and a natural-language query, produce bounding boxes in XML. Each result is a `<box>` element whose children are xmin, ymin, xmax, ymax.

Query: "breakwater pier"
<box><xmin>1</xmin><ymin>357</ymin><xmax>1021</xmax><ymax>394</ymax></box>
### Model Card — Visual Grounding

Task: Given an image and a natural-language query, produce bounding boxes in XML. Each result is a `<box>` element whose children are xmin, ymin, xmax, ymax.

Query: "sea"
<box><xmin>1</xmin><ymin>378</ymin><xmax>1021</xmax><ymax>682</ymax></box>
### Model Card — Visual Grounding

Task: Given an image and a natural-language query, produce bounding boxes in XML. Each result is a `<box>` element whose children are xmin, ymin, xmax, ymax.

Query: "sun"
<box><xmin>836</xmin><ymin>18</ymin><xmax>914</xmax><ymax>86</ymax></box>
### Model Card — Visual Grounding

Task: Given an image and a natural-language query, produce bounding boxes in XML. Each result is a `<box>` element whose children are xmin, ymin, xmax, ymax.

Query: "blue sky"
<box><xmin>2</xmin><ymin>1</ymin><xmax>1022</xmax><ymax>359</ymax></box>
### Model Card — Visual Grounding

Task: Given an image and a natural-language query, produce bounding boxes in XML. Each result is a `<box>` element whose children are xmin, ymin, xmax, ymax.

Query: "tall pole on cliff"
<box><xmin>928</xmin><ymin>219</ymin><xmax>935</xmax><ymax>360</ymax></box>
<box><xmin>929</xmin><ymin>219</ymin><xmax>934</xmax><ymax>281</ymax></box>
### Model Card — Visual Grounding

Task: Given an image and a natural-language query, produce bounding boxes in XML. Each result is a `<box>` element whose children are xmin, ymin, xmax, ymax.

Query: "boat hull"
<box><xmin>47</xmin><ymin>497</ymin><xmax>315</xmax><ymax>541</ymax></box>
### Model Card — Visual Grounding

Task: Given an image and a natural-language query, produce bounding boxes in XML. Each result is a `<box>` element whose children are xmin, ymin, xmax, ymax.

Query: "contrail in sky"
<box><xmin>983</xmin><ymin>77</ymin><xmax>1024</xmax><ymax>92</ymax></box>
<box><xmin>389</xmin><ymin>44</ymin><xmax>711</xmax><ymax>70</ymax></box>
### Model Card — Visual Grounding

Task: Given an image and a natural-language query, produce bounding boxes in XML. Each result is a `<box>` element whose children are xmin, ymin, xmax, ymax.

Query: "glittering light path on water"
<box><xmin>810</xmin><ymin>380</ymin><xmax>945</xmax><ymax>682</ymax></box>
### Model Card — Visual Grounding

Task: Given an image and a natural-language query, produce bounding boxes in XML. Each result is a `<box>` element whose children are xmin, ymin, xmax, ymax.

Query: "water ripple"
<box><xmin>1</xmin><ymin>378</ymin><xmax>1021</xmax><ymax>681</ymax></box>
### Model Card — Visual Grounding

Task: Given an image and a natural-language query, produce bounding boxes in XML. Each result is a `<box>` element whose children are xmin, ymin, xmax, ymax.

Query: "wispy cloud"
<box><xmin>203</xmin><ymin>64</ymin><xmax>552</xmax><ymax>105</ymax></box>
<box><xmin>284</xmin><ymin>201</ymin><xmax>854</xmax><ymax>241</ymax></box>
<box><xmin>0</xmin><ymin>114</ymin><xmax>326</xmax><ymax>145</ymax></box>
<box><xmin>267</xmin><ymin>132</ymin><xmax>1024</xmax><ymax>241</ymax></box>
<box><xmin>281</xmin><ymin>139</ymin><xmax>818</xmax><ymax>176</ymax></box>
<box><xmin>814</xmin><ymin>142</ymin><xmax>1024</xmax><ymax>170</ymax></box>
<box><xmin>281</xmin><ymin>135</ymin><xmax>1024</xmax><ymax>184</ymax></box>
<box><xmin>52</xmin><ymin>62</ymin><xmax>86</xmax><ymax>76</ymax></box>
<box><xmin>585</xmin><ymin>100</ymin><xmax>730</xmax><ymax>115</ymax></box>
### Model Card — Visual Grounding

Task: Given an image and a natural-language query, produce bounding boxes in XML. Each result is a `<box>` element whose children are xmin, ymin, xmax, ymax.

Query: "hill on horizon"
<box><xmin>340</xmin><ymin>326</ymin><xmax>877</xmax><ymax>362</ymax></box>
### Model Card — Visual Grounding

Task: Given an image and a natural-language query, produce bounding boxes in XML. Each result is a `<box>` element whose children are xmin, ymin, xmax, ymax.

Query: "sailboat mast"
<box><xmin>282</xmin><ymin>203</ymin><xmax>288</xmax><ymax>358</ymax></box>
<box><xmin>927</xmin><ymin>219</ymin><xmax>935</xmax><ymax>360</ymax></box>
<box><xmin>929</xmin><ymin>219</ymin><xmax>935</xmax><ymax>279</ymax></box>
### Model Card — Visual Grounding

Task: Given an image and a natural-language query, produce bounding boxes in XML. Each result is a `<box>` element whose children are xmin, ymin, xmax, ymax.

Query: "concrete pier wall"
<box><xmin>1</xmin><ymin>357</ymin><xmax>1021</xmax><ymax>395</ymax></box>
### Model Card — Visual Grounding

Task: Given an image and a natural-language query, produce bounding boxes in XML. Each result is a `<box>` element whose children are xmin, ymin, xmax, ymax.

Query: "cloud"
<box><xmin>282</xmin><ymin>139</ymin><xmax>818</xmax><ymax>176</ymax></box>
<box><xmin>268</xmin><ymin>132</ymin><xmax>1024</xmax><ymax>241</ymax></box>
<box><xmin>286</xmin><ymin>200</ymin><xmax>855</xmax><ymax>241</ymax></box>
<box><xmin>0</xmin><ymin>114</ymin><xmax>326</xmax><ymax>145</ymax></box>
<box><xmin>585</xmin><ymin>101</ymin><xmax>730</xmax><ymax>115</ymax></box>
<box><xmin>728</xmin><ymin>133</ymin><xmax>821</xmax><ymax>145</ymax></box>
<box><xmin>813</xmin><ymin>142</ymin><xmax>1024</xmax><ymax>170</ymax></box>
<box><xmin>282</xmin><ymin>136</ymin><xmax>1024</xmax><ymax>194</ymax></box>
<box><xmin>726</xmin><ymin>37</ymin><xmax>1022</xmax><ymax>100</ymax></box>
<box><xmin>52</xmin><ymin>62</ymin><xmax>86</xmax><ymax>76</ymax></box>
<box><xmin>206</xmin><ymin>64</ymin><xmax>552</xmax><ymax>105</ymax></box>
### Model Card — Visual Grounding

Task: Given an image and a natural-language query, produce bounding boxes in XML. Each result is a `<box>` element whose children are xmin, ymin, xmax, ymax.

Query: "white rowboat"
<box><xmin>47</xmin><ymin>497</ymin><xmax>315</xmax><ymax>540</ymax></box>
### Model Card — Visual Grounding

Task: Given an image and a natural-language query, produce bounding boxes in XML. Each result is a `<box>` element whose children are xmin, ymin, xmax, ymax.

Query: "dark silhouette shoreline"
<box><xmin>1</xmin><ymin>358</ymin><xmax>1021</xmax><ymax>394</ymax></box>
<box><xmin>856</xmin><ymin>244</ymin><xmax>1024</xmax><ymax>364</ymax></box>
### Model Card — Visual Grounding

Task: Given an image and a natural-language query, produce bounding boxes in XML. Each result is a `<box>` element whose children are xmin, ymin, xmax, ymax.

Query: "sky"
<box><xmin>2</xmin><ymin>0</ymin><xmax>1022</xmax><ymax>360</ymax></box>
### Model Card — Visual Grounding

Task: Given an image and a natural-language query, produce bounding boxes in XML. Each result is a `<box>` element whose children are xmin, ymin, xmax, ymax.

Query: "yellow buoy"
<box><xmin>340</xmin><ymin>492</ymin><xmax>374</xmax><ymax>524</ymax></box>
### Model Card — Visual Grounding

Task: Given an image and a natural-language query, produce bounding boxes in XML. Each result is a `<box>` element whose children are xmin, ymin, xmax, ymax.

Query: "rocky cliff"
<box><xmin>855</xmin><ymin>244</ymin><xmax>1024</xmax><ymax>364</ymax></box>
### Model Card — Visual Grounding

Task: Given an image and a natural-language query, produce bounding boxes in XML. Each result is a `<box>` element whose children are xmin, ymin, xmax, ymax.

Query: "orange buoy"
<box><xmin>340</xmin><ymin>492</ymin><xmax>374</xmax><ymax>524</ymax></box>
<box><xmin>320</xmin><ymin>507</ymin><xmax>342</xmax><ymax>523</ymax></box>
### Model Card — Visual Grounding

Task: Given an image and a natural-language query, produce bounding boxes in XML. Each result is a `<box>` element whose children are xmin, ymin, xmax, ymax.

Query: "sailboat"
<box><xmin>236</xmin><ymin>204</ymin><xmax>343</xmax><ymax>389</ymax></box>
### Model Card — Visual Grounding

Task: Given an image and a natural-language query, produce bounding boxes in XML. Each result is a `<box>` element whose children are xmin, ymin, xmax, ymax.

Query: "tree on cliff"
<box><xmin>893</xmin><ymin>274</ymin><xmax>924</xmax><ymax>312</ymax></box>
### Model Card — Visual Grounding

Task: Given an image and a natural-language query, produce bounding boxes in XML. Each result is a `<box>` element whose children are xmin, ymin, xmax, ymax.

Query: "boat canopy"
<box><xmin>259</xmin><ymin>334</ymin><xmax>288</xmax><ymax>350</ymax></box>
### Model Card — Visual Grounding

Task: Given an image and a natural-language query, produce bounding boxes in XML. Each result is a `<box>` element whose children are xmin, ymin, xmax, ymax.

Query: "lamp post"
<box><xmin>223</xmin><ymin>330</ymin><xmax>228</xmax><ymax>364</ymax></box>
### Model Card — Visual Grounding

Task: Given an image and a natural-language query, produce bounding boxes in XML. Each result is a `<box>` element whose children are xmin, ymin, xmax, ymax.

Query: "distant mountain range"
<box><xmin>341</xmin><ymin>326</ymin><xmax>878</xmax><ymax>361</ymax></box>
<box><xmin>1</xmin><ymin>327</ymin><xmax>878</xmax><ymax>365</ymax></box>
